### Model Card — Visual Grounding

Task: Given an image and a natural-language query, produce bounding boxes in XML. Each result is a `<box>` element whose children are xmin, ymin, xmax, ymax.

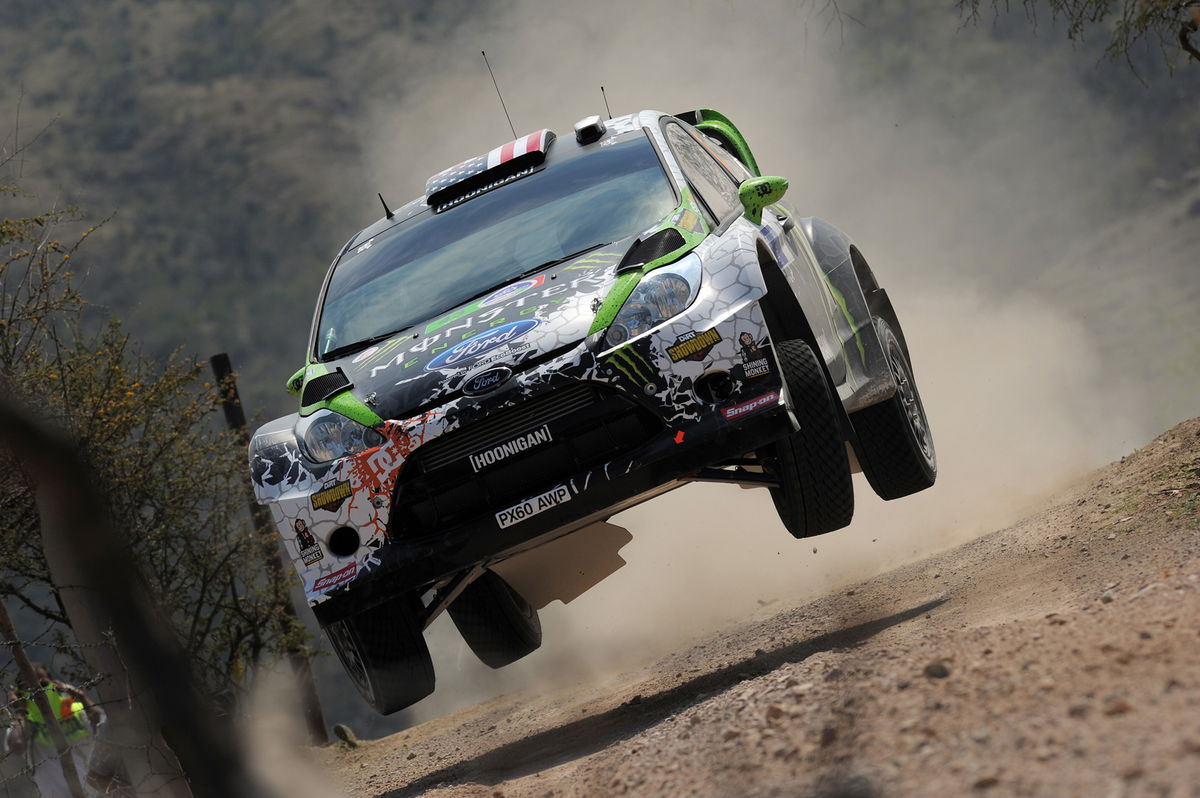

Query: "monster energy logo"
<box><xmin>604</xmin><ymin>346</ymin><xmax>656</xmax><ymax>384</ymax></box>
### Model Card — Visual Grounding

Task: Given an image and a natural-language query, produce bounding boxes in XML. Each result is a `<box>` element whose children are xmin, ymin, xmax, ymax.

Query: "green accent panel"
<box><xmin>738</xmin><ymin>176</ymin><xmax>789</xmax><ymax>226</ymax></box>
<box><xmin>323</xmin><ymin>391</ymin><xmax>384</xmax><ymax>427</ymax></box>
<box><xmin>823</xmin><ymin>276</ymin><xmax>868</xmax><ymax>368</ymax></box>
<box><xmin>299</xmin><ymin>386</ymin><xmax>382</xmax><ymax>426</ymax></box>
<box><xmin>293</xmin><ymin>362</ymin><xmax>330</xmax><ymax>403</ymax></box>
<box><xmin>296</xmin><ymin>362</ymin><xmax>382</xmax><ymax>425</ymax></box>
<box><xmin>588</xmin><ymin>271</ymin><xmax>643</xmax><ymax>335</ymax></box>
<box><xmin>587</xmin><ymin>192</ymin><xmax>708</xmax><ymax>337</ymax></box>
<box><xmin>285</xmin><ymin>366</ymin><xmax>307</xmax><ymax>396</ymax></box>
<box><xmin>641</xmin><ymin>234</ymin><xmax>703</xmax><ymax>273</ymax></box>
<box><xmin>695</xmin><ymin>109</ymin><xmax>761</xmax><ymax>176</ymax></box>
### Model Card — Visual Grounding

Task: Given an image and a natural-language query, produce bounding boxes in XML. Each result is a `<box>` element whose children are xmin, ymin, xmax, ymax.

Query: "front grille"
<box><xmin>418</xmin><ymin>382</ymin><xmax>596</xmax><ymax>471</ymax></box>
<box><xmin>390</xmin><ymin>382</ymin><xmax>662</xmax><ymax>538</ymax></box>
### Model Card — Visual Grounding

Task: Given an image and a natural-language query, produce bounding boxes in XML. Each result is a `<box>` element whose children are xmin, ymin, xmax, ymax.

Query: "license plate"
<box><xmin>495</xmin><ymin>484</ymin><xmax>572</xmax><ymax>529</ymax></box>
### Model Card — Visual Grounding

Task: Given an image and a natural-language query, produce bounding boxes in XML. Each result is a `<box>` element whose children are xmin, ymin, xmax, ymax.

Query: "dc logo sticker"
<box><xmin>426</xmin><ymin>319</ymin><xmax>540</xmax><ymax>371</ymax></box>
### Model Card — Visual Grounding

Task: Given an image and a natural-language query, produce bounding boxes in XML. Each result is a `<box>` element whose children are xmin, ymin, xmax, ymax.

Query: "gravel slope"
<box><xmin>321</xmin><ymin>418</ymin><xmax>1200</xmax><ymax>797</ymax></box>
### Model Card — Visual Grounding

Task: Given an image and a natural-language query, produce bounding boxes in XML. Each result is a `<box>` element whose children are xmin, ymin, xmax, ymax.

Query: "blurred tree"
<box><xmin>959</xmin><ymin>0</ymin><xmax>1200</xmax><ymax>63</ymax></box>
<box><xmin>0</xmin><ymin>178</ymin><xmax>304</xmax><ymax>701</ymax></box>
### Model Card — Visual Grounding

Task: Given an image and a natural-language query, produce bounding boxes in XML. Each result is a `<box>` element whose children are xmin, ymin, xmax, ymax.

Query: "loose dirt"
<box><xmin>319</xmin><ymin>418</ymin><xmax>1200</xmax><ymax>797</ymax></box>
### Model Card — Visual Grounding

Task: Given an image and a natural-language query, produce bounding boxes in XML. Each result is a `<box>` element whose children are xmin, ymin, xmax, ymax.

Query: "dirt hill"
<box><xmin>315</xmin><ymin>417</ymin><xmax>1200</xmax><ymax>797</ymax></box>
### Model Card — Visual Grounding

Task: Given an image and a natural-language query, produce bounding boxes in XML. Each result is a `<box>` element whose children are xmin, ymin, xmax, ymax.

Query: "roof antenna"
<box><xmin>481</xmin><ymin>51</ymin><xmax>517</xmax><ymax>138</ymax></box>
<box><xmin>378</xmin><ymin>192</ymin><xmax>394</xmax><ymax>220</ymax></box>
<box><xmin>600</xmin><ymin>86</ymin><xmax>613</xmax><ymax>120</ymax></box>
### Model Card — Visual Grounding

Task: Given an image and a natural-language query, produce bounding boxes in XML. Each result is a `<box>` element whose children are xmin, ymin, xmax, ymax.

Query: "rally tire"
<box><xmin>850</xmin><ymin>318</ymin><xmax>937</xmax><ymax>500</ymax></box>
<box><xmin>323</xmin><ymin>593</ymin><xmax>434</xmax><ymax>715</ymax></box>
<box><xmin>448</xmin><ymin>570</ymin><xmax>542</xmax><ymax>669</ymax></box>
<box><xmin>763</xmin><ymin>339</ymin><xmax>855</xmax><ymax>538</ymax></box>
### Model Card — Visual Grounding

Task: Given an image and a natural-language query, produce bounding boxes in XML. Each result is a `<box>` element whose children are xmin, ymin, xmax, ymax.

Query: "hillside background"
<box><xmin>1</xmin><ymin>0</ymin><xmax>1197</xmax><ymax>737</ymax></box>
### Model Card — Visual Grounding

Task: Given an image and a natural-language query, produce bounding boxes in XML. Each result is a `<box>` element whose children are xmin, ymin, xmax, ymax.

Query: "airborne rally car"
<box><xmin>249</xmin><ymin>109</ymin><xmax>936</xmax><ymax>713</ymax></box>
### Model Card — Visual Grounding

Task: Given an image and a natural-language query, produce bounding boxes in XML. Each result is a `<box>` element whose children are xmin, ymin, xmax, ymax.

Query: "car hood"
<box><xmin>321</xmin><ymin>244</ymin><xmax>629</xmax><ymax>421</ymax></box>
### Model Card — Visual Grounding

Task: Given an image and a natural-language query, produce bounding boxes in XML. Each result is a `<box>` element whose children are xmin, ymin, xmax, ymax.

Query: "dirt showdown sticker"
<box><xmin>667</xmin><ymin>328</ymin><xmax>721</xmax><ymax>362</ymax></box>
<box><xmin>311</xmin><ymin>480</ymin><xmax>352</xmax><ymax>512</ymax></box>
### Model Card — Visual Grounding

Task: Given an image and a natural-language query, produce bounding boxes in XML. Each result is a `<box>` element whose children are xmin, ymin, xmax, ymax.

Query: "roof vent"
<box><xmin>574</xmin><ymin>115</ymin><xmax>606</xmax><ymax>145</ymax></box>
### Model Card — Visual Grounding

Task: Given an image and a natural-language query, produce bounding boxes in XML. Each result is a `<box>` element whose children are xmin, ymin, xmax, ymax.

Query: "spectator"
<box><xmin>5</xmin><ymin>663</ymin><xmax>102</xmax><ymax>798</ymax></box>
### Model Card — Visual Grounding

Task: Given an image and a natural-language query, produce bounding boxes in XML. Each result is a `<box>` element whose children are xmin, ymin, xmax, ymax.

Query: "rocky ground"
<box><xmin>319</xmin><ymin>418</ymin><xmax>1200</xmax><ymax>797</ymax></box>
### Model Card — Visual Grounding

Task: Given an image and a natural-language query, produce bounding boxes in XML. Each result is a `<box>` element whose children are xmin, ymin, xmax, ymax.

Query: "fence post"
<box><xmin>0</xmin><ymin>600</ymin><xmax>86</xmax><ymax>798</ymax></box>
<box><xmin>209</xmin><ymin>353</ymin><xmax>329</xmax><ymax>746</ymax></box>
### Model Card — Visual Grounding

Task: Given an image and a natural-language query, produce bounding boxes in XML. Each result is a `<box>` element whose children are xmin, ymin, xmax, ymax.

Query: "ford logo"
<box><xmin>462</xmin><ymin>366</ymin><xmax>512</xmax><ymax>396</ymax></box>
<box><xmin>425</xmin><ymin>319</ymin><xmax>540</xmax><ymax>371</ymax></box>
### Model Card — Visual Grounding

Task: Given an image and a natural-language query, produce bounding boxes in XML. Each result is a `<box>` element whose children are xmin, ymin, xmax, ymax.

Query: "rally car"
<box><xmin>248</xmin><ymin>109</ymin><xmax>936</xmax><ymax>714</ymax></box>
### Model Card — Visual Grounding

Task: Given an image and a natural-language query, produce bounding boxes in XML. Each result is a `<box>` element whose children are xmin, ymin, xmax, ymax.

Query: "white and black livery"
<box><xmin>248</xmin><ymin>108</ymin><xmax>937</xmax><ymax>714</ymax></box>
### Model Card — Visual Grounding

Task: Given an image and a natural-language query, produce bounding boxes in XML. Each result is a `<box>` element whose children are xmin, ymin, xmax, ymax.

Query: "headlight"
<box><xmin>605</xmin><ymin>253</ymin><xmax>702</xmax><ymax>347</ymax></box>
<box><xmin>296</xmin><ymin>410</ymin><xmax>385</xmax><ymax>463</ymax></box>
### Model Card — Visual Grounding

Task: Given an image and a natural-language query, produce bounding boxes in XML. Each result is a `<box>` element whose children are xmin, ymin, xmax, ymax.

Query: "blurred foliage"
<box><xmin>958</xmin><ymin>0</ymin><xmax>1200</xmax><ymax>64</ymax></box>
<box><xmin>0</xmin><ymin>0</ymin><xmax>473</xmax><ymax>420</ymax></box>
<box><xmin>0</xmin><ymin>185</ymin><xmax>304</xmax><ymax>700</ymax></box>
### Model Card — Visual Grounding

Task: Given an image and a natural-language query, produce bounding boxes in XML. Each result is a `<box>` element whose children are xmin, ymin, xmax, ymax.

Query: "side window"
<box><xmin>700</xmin><ymin>133</ymin><xmax>756</xmax><ymax>183</ymax></box>
<box><xmin>663</xmin><ymin>122</ymin><xmax>741</xmax><ymax>223</ymax></box>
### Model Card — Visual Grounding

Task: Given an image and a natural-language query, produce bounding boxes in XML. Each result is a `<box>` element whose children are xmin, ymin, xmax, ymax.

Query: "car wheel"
<box><xmin>850</xmin><ymin>318</ymin><xmax>937</xmax><ymax>499</ymax></box>
<box><xmin>761</xmin><ymin>339</ymin><xmax>855</xmax><ymax>538</ymax></box>
<box><xmin>447</xmin><ymin>570</ymin><xmax>542</xmax><ymax>669</ymax></box>
<box><xmin>323</xmin><ymin>593</ymin><xmax>435</xmax><ymax>715</ymax></box>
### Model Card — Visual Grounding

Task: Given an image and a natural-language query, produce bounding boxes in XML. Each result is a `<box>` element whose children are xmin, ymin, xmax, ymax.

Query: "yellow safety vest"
<box><xmin>22</xmin><ymin>684</ymin><xmax>90</xmax><ymax>746</ymax></box>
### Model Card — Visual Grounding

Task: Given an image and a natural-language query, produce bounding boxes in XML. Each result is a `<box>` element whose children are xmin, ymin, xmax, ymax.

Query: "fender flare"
<box><xmin>751</xmin><ymin>237</ymin><xmax>855</xmax><ymax>443</ymax></box>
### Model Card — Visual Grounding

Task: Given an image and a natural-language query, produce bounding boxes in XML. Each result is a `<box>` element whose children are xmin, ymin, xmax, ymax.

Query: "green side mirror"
<box><xmin>739</xmin><ymin>176</ymin><xmax>789</xmax><ymax>226</ymax></box>
<box><xmin>285</xmin><ymin>366</ymin><xmax>305</xmax><ymax>397</ymax></box>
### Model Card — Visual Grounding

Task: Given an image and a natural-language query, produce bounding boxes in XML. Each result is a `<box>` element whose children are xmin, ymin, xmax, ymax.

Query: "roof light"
<box><xmin>574</xmin><ymin>115</ymin><xmax>606</xmax><ymax>145</ymax></box>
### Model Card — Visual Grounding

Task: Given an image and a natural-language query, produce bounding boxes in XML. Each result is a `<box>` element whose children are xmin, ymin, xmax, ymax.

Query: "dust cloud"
<box><xmin>243</xmin><ymin>672</ymin><xmax>348</xmax><ymax>797</ymax></box>
<box><xmin>353</xmin><ymin>1</ymin><xmax>1173</xmax><ymax>722</ymax></box>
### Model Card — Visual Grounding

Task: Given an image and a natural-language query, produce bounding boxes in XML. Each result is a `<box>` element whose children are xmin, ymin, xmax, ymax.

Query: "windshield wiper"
<box><xmin>519</xmin><ymin>243</ymin><xmax>614</xmax><ymax>280</ymax></box>
<box><xmin>448</xmin><ymin>242</ymin><xmax>615</xmax><ymax>309</ymax></box>
<box><xmin>322</xmin><ymin>328</ymin><xmax>412</xmax><ymax>362</ymax></box>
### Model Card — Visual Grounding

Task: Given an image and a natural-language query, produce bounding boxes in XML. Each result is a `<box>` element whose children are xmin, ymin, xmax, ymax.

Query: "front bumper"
<box><xmin>257</xmin><ymin>298</ymin><xmax>792</xmax><ymax>618</ymax></box>
<box><xmin>313</xmin><ymin>390</ymin><xmax>792</xmax><ymax>623</ymax></box>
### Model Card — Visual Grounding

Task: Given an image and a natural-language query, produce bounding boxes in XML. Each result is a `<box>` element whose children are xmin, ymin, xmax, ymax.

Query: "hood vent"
<box><xmin>615</xmin><ymin>228</ymin><xmax>686</xmax><ymax>275</ymax></box>
<box><xmin>302</xmin><ymin>369</ymin><xmax>352</xmax><ymax>406</ymax></box>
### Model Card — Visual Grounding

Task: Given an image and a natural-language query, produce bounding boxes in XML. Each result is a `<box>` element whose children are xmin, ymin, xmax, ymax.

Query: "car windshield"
<box><xmin>316</xmin><ymin>135</ymin><xmax>677</xmax><ymax>359</ymax></box>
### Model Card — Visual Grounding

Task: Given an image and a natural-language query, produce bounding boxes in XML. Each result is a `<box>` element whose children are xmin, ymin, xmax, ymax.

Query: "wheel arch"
<box><xmin>753</xmin><ymin>238</ymin><xmax>855</xmax><ymax>443</ymax></box>
<box><xmin>850</xmin><ymin>244</ymin><xmax>912</xmax><ymax>363</ymax></box>
<box><xmin>755</xmin><ymin>237</ymin><xmax>819</xmax><ymax>354</ymax></box>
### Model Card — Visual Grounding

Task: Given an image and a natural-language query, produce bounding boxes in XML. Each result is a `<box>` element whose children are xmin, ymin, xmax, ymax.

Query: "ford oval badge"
<box><xmin>462</xmin><ymin>366</ymin><xmax>513</xmax><ymax>396</ymax></box>
<box><xmin>425</xmin><ymin>319</ymin><xmax>540</xmax><ymax>371</ymax></box>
